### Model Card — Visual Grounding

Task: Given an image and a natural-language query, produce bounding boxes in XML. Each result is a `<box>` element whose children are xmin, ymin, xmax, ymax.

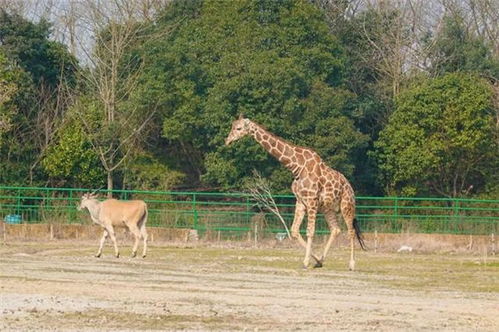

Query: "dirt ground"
<box><xmin>0</xmin><ymin>240</ymin><xmax>498</xmax><ymax>331</ymax></box>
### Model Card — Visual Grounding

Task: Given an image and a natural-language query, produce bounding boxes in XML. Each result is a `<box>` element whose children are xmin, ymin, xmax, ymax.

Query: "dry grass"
<box><xmin>1</xmin><ymin>240</ymin><xmax>498</xmax><ymax>331</ymax></box>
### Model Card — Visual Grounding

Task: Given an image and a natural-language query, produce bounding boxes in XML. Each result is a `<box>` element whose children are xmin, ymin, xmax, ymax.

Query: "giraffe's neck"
<box><xmin>249</xmin><ymin>123</ymin><xmax>302</xmax><ymax>176</ymax></box>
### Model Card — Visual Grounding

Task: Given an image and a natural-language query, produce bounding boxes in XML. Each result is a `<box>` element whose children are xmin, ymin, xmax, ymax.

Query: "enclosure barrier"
<box><xmin>0</xmin><ymin>186</ymin><xmax>497</xmax><ymax>239</ymax></box>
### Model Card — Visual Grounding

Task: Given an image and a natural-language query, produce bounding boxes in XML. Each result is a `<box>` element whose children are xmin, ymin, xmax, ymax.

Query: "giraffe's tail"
<box><xmin>353</xmin><ymin>218</ymin><xmax>367</xmax><ymax>251</ymax></box>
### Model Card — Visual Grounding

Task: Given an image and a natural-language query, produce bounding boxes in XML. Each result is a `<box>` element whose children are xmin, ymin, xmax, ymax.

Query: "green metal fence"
<box><xmin>0</xmin><ymin>186</ymin><xmax>497</xmax><ymax>237</ymax></box>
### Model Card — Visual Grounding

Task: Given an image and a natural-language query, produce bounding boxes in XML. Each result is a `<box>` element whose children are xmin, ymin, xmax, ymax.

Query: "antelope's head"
<box><xmin>77</xmin><ymin>193</ymin><xmax>98</xmax><ymax>211</ymax></box>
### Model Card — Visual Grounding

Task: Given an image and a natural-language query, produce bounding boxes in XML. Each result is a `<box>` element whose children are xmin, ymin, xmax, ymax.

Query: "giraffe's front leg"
<box><xmin>303</xmin><ymin>202</ymin><xmax>318</xmax><ymax>269</ymax></box>
<box><xmin>291</xmin><ymin>201</ymin><xmax>321</xmax><ymax>267</ymax></box>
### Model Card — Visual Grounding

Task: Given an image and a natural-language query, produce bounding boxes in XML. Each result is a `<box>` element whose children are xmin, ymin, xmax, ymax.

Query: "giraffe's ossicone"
<box><xmin>226</xmin><ymin>115</ymin><xmax>366</xmax><ymax>270</ymax></box>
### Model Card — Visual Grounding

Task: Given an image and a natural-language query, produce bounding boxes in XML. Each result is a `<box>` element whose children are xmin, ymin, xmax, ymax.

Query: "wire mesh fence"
<box><xmin>0</xmin><ymin>186</ymin><xmax>497</xmax><ymax>237</ymax></box>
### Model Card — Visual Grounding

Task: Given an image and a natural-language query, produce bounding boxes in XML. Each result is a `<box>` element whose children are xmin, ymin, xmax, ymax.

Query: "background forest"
<box><xmin>0</xmin><ymin>0</ymin><xmax>497</xmax><ymax>199</ymax></box>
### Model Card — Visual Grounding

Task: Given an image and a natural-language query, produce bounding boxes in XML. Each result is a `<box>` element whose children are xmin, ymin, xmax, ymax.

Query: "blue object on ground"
<box><xmin>4</xmin><ymin>214</ymin><xmax>22</xmax><ymax>224</ymax></box>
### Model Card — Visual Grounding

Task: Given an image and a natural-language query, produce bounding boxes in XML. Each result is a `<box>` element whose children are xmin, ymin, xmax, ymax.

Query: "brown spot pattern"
<box><xmin>238</xmin><ymin>120</ymin><xmax>358</xmax><ymax>268</ymax></box>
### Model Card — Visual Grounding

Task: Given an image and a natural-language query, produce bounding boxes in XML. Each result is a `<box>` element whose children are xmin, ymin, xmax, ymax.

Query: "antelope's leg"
<box><xmin>96</xmin><ymin>229</ymin><xmax>108</xmax><ymax>258</ymax></box>
<box><xmin>105</xmin><ymin>225</ymin><xmax>119</xmax><ymax>258</ymax></box>
<box><xmin>129</xmin><ymin>225</ymin><xmax>141</xmax><ymax>258</ymax></box>
<box><xmin>140</xmin><ymin>224</ymin><xmax>148</xmax><ymax>258</ymax></box>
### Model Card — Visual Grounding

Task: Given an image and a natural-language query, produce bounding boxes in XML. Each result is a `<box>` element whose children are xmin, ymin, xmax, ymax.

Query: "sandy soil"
<box><xmin>0</xmin><ymin>241</ymin><xmax>498</xmax><ymax>331</ymax></box>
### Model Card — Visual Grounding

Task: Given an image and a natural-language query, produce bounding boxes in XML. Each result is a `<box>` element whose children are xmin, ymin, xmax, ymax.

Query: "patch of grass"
<box><xmin>2</xmin><ymin>242</ymin><xmax>498</xmax><ymax>294</ymax></box>
<box><xmin>354</xmin><ymin>252</ymin><xmax>499</xmax><ymax>293</ymax></box>
<box><xmin>463</xmin><ymin>261</ymin><xmax>499</xmax><ymax>268</ymax></box>
<box><xmin>58</xmin><ymin>309</ymin><xmax>254</xmax><ymax>330</ymax></box>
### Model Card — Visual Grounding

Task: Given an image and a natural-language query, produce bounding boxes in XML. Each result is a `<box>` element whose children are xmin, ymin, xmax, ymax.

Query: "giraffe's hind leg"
<box><xmin>341</xmin><ymin>198</ymin><xmax>356</xmax><ymax>271</ymax></box>
<box><xmin>317</xmin><ymin>208</ymin><xmax>341</xmax><ymax>267</ymax></box>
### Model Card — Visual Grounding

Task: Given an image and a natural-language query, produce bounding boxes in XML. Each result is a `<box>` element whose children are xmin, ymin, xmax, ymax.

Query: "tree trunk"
<box><xmin>107</xmin><ymin>170</ymin><xmax>113</xmax><ymax>198</ymax></box>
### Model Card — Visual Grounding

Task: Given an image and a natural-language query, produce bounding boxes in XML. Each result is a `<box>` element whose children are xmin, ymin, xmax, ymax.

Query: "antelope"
<box><xmin>77</xmin><ymin>193</ymin><xmax>148</xmax><ymax>258</ymax></box>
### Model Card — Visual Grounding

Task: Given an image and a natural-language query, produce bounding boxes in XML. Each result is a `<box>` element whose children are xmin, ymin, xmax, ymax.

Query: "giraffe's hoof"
<box><xmin>116</xmin><ymin>253</ymin><xmax>120</xmax><ymax>258</ymax></box>
<box><xmin>142</xmin><ymin>254</ymin><xmax>146</xmax><ymax>259</ymax></box>
<box><xmin>95</xmin><ymin>253</ymin><xmax>101</xmax><ymax>258</ymax></box>
<box><xmin>314</xmin><ymin>261</ymin><xmax>323</xmax><ymax>268</ymax></box>
<box><xmin>131</xmin><ymin>252</ymin><xmax>137</xmax><ymax>258</ymax></box>
<box><xmin>349</xmin><ymin>260</ymin><xmax>355</xmax><ymax>271</ymax></box>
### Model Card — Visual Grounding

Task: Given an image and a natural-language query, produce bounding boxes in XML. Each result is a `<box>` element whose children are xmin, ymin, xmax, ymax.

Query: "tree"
<box><xmin>374</xmin><ymin>72</ymin><xmax>497</xmax><ymax>197</ymax></box>
<box><xmin>436</xmin><ymin>0</ymin><xmax>499</xmax><ymax>60</ymax></box>
<box><xmin>427</xmin><ymin>12</ymin><xmax>499</xmax><ymax>79</ymax></box>
<box><xmin>0</xmin><ymin>51</ymin><xmax>17</xmax><ymax>140</ymax></box>
<box><xmin>122</xmin><ymin>153</ymin><xmax>185</xmax><ymax>191</ymax></box>
<box><xmin>326</xmin><ymin>1</ymin><xmax>435</xmax><ymax>195</ymax></box>
<box><xmin>41</xmin><ymin>109</ymin><xmax>105</xmax><ymax>188</ymax></box>
<box><xmin>135</xmin><ymin>0</ymin><xmax>367</xmax><ymax>191</ymax></box>
<box><xmin>0</xmin><ymin>9</ymin><xmax>77</xmax><ymax>88</ymax></box>
<box><xmin>73</xmin><ymin>0</ymin><xmax>165</xmax><ymax>195</ymax></box>
<box><xmin>244</xmin><ymin>170</ymin><xmax>291</xmax><ymax>239</ymax></box>
<box><xmin>0</xmin><ymin>10</ymin><xmax>78</xmax><ymax>185</ymax></box>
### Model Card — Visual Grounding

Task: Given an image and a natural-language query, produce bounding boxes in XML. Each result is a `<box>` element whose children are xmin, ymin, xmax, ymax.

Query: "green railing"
<box><xmin>0</xmin><ymin>186</ymin><xmax>497</xmax><ymax>237</ymax></box>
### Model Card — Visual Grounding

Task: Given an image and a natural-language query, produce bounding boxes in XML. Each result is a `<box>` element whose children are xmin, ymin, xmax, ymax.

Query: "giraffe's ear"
<box><xmin>238</xmin><ymin>113</ymin><xmax>244</xmax><ymax>120</ymax></box>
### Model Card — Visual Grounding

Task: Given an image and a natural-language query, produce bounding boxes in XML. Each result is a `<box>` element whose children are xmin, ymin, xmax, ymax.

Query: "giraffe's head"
<box><xmin>225</xmin><ymin>115</ymin><xmax>251</xmax><ymax>146</ymax></box>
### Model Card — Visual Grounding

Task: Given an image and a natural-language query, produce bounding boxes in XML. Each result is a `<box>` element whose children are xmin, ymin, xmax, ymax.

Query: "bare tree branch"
<box><xmin>244</xmin><ymin>170</ymin><xmax>291</xmax><ymax>239</ymax></box>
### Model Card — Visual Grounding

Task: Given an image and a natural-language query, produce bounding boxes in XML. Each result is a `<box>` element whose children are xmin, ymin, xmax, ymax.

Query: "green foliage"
<box><xmin>134</xmin><ymin>0</ymin><xmax>367</xmax><ymax>191</ymax></box>
<box><xmin>330</xmin><ymin>7</ymin><xmax>404</xmax><ymax>194</ymax></box>
<box><xmin>42</xmin><ymin>114</ymin><xmax>105</xmax><ymax>188</ymax></box>
<box><xmin>374</xmin><ymin>72</ymin><xmax>497</xmax><ymax>197</ymax></box>
<box><xmin>124</xmin><ymin>154</ymin><xmax>185</xmax><ymax>191</ymax></box>
<box><xmin>428</xmin><ymin>14</ymin><xmax>499</xmax><ymax>78</ymax></box>
<box><xmin>1</xmin><ymin>3</ymin><xmax>497</xmax><ymax>198</ymax></box>
<box><xmin>0</xmin><ymin>10</ymin><xmax>79</xmax><ymax>186</ymax></box>
<box><xmin>0</xmin><ymin>51</ymin><xmax>17</xmax><ymax>139</ymax></box>
<box><xmin>0</xmin><ymin>48</ymin><xmax>39</xmax><ymax>185</ymax></box>
<box><xmin>0</xmin><ymin>10</ymin><xmax>78</xmax><ymax>88</ymax></box>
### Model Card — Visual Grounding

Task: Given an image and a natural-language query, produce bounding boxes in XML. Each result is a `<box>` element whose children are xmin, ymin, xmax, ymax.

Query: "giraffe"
<box><xmin>225</xmin><ymin>115</ymin><xmax>366</xmax><ymax>270</ymax></box>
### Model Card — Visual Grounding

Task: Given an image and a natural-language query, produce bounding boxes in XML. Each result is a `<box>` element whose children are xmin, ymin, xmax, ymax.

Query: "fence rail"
<box><xmin>0</xmin><ymin>186</ymin><xmax>497</xmax><ymax>237</ymax></box>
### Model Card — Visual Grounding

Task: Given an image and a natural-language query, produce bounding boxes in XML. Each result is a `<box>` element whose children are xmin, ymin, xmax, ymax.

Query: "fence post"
<box><xmin>254</xmin><ymin>222</ymin><xmax>258</xmax><ymax>247</ymax></box>
<box><xmin>467</xmin><ymin>234</ymin><xmax>473</xmax><ymax>250</ymax></box>
<box><xmin>69</xmin><ymin>190</ymin><xmax>75</xmax><ymax>223</ymax></box>
<box><xmin>16</xmin><ymin>189</ymin><xmax>21</xmax><ymax>216</ymax></box>
<box><xmin>246</xmin><ymin>197</ymin><xmax>250</xmax><ymax>225</ymax></box>
<box><xmin>491</xmin><ymin>233</ymin><xmax>496</xmax><ymax>256</ymax></box>
<box><xmin>44</xmin><ymin>188</ymin><xmax>49</xmax><ymax>224</ymax></box>
<box><xmin>192</xmin><ymin>193</ymin><xmax>199</xmax><ymax>232</ymax></box>
<box><xmin>456</xmin><ymin>198</ymin><xmax>459</xmax><ymax>233</ymax></box>
<box><xmin>393</xmin><ymin>197</ymin><xmax>399</xmax><ymax>232</ymax></box>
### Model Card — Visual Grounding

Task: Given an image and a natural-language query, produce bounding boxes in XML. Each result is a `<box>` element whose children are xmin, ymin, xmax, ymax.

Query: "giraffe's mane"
<box><xmin>250</xmin><ymin>119</ymin><xmax>319</xmax><ymax>155</ymax></box>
